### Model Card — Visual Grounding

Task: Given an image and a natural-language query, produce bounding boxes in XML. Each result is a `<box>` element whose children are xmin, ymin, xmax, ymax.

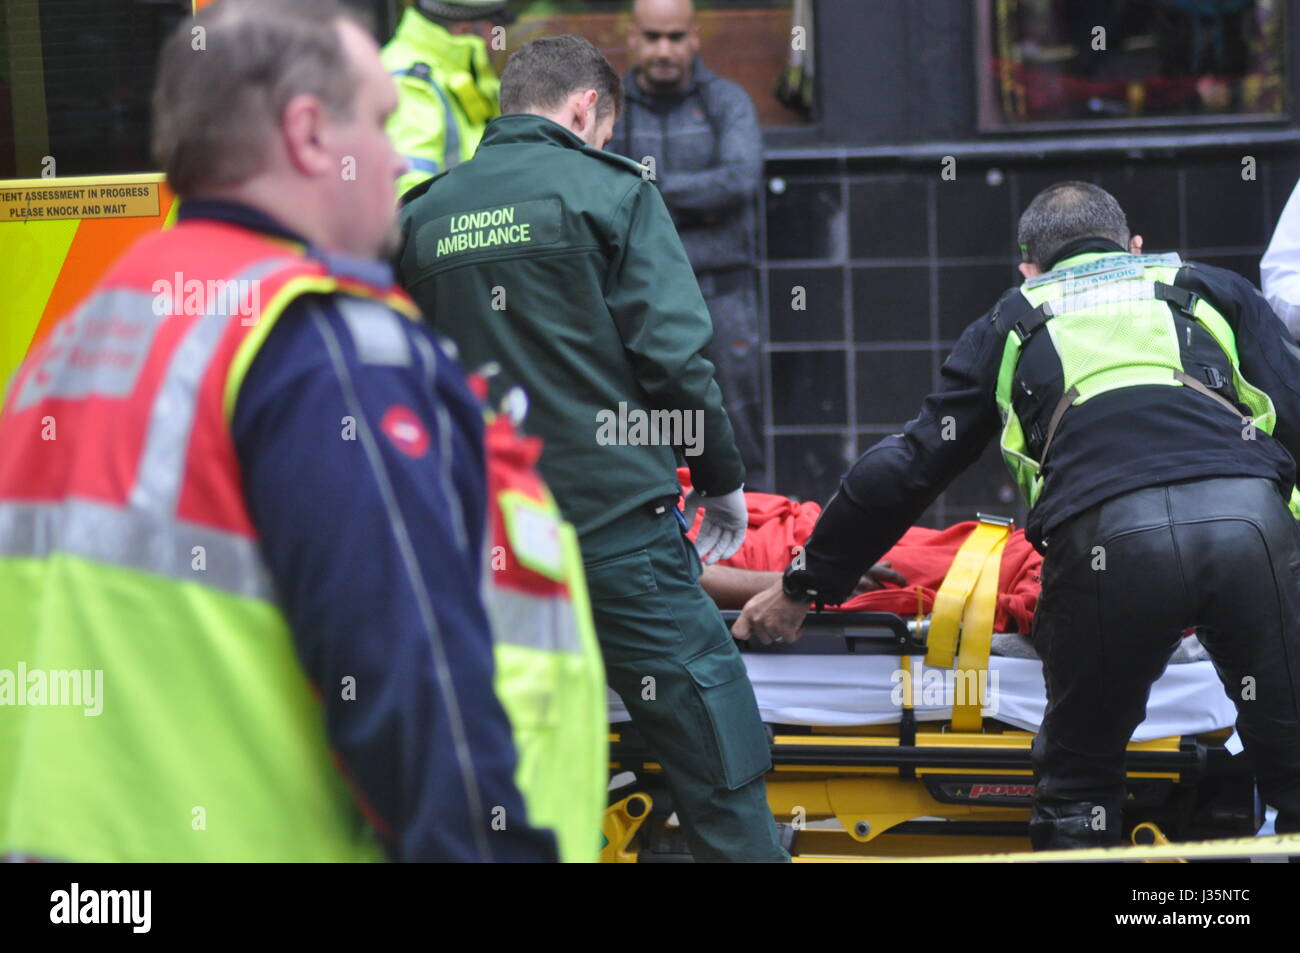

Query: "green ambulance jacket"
<box><xmin>396</xmin><ymin>114</ymin><xmax>745</xmax><ymax>536</ymax></box>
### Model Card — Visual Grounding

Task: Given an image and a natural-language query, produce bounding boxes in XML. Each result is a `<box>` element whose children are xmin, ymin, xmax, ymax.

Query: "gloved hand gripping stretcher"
<box><xmin>602</xmin><ymin>513</ymin><xmax>1256</xmax><ymax>862</ymax></box>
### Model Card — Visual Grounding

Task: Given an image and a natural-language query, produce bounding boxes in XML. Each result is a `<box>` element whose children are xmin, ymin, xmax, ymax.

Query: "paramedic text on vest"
<box><xmin>397</xmin><ymin>36</ymin><xmax>789</xmax><ymax>862</ymax></box>
<box><xmin>381</xmin><ymin>0</ymin><xmax>508</xmax><ymax>201</ymax></box>
<box><xmin>735</xmin><ymin>181</ymin><xmax>1300</xmax><ymax>852</ymax></box>
<box><xmin>0</xmin><ymin>0</ymin><xmax>555</xmax><ymax>862</ymax></box>
<box><xmin>613</xmin><ymin>0</ymin><xmax>768</xmax><ymax>490</ymax></box>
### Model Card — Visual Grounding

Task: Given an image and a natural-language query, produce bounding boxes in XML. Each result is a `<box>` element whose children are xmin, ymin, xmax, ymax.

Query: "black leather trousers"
<box><xmin>1028</xmin><ymin>477</ymin><xmax>1300</xmax><ymax>850</ymax></box>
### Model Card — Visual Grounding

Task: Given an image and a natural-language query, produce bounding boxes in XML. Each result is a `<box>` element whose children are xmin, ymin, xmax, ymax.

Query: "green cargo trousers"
<box><xmin>579</xmin><ymin>498</ymin><xmax>789</xmax><ymax>862</ymax></box>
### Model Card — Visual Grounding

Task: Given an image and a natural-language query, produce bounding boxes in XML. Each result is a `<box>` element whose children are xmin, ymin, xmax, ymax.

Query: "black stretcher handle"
<box><xmin>720</xmin><ymin>610</ymin><xmax>926</xmax><ymax>655</ymax></box>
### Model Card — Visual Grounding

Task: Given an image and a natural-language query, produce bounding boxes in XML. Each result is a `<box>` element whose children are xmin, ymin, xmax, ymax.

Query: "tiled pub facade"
<box><xmin>753</xmin><ymin>0</ymin><xmax>1300</xmax><ymax>526</ymax></box>
<box><xmin>757</xmin><ymin>148</ymin><xmax>1300</xmax><ymax>525</ymax></box>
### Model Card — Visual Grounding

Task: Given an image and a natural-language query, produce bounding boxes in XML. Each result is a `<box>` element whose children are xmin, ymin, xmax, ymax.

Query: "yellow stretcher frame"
<box><xmin>602</xmin><ymin>723</ymin><xmax>1233</xmax><ymax>862</ymax></box>
<box><xmin>601</xmin><ymin>516</ymin><xmax>1258</xmax><ymax>862</ymax></box>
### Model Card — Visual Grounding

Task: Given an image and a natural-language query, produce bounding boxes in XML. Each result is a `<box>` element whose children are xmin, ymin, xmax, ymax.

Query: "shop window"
<box><xmin>977</xmin><ymin>0</ymin><xmax>1287</xmax><ymax>130</ymax></box>
<box><xmin>507</xmin><ymin>0</ymin><xmax>810</xmax><ymax>127</ymax></box>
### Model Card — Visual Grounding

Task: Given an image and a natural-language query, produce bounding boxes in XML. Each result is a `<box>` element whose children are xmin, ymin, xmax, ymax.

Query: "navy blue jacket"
<box><xmin>612</xmin><ymin>59</ymin><xmax>762</xmax><ymax>276</ymax></box>
<box><xmin>183</xmin><ymin>200</ymin><xmax>556</xmax><ymax>862</ymax></box>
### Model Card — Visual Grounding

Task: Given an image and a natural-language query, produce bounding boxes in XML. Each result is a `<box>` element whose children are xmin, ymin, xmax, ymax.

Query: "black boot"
<box><xmin>1029</xmin><ymin>800</ymin><xmax>1121</xmax><ymax>851</ymax></box>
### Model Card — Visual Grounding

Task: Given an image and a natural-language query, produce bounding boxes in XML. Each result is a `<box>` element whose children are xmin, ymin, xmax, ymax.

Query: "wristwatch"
<box><xmin>781</xmin><ymin>566</ymin><xmax>822</xmax><ymax>606</ymax></box>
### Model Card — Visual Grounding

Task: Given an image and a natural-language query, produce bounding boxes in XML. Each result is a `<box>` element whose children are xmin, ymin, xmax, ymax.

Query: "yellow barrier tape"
<box><xmin>792</xmin><ymin>832</ymin><xmax>1300</xmax><ymax>863</ymax></box>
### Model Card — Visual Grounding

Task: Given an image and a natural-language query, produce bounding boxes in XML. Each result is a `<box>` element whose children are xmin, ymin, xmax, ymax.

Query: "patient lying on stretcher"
<box><xmin>679</xmin><ymin>470</ymin><xmax>1208</xmax><ymax>662</ymax></box>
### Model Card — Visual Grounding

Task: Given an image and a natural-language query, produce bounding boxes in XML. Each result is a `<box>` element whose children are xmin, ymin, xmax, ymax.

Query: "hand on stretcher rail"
<box><xmin>701</xmin><ymin>561</ymin><xmax>907</xmax><ymax>611</ymax></box>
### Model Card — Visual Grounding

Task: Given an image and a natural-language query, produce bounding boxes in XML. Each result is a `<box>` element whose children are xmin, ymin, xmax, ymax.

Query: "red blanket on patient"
<box><xmin>678</xmin><ymin>468</ymin><xmax>1043</xmax><ymax>633</ymax></box>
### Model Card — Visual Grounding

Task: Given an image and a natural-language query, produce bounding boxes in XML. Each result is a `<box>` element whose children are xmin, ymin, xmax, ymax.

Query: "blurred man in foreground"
<box><xmin>0</xmin><ymin>0</ymin><xmax>553</xmax><ymax>862</ymax></box>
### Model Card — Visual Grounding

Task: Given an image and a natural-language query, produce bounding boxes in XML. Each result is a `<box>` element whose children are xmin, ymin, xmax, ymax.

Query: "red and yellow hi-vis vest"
<box><xmin>0</xmin><ymin>220</ymin><xmax>418</xmax><ymax>861</ymax></box>
<box><xmin>482</xmin><ymin>413</ymin><xmax>607</xmax><ymax>863</ymax></box>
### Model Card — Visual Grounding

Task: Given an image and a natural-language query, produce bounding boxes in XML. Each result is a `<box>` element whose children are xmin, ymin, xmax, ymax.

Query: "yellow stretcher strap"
<box><xmin>951</xmin><ymin>535</ymin><xmax>1006</xmax><ymax>731</ymax></box>
<box><xmin>925</xmin><ymin>520</ymin><xmax>1011</xmax><ymax>668</ymax></box>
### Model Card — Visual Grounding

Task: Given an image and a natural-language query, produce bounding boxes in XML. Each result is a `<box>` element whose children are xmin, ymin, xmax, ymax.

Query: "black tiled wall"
<box><xmin>760</xmin><ymin>150</ymin><xmax>1299</xmax><ymax>527</ymax></box>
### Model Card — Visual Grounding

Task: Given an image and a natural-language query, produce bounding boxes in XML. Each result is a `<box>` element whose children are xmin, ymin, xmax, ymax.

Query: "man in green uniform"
<box><xmin>396</xmin><ymin>35</ymin><xmax>788</xmax><ymax>862</ymax></box>
<box><xmin>381</xmin><ymin>0</ymin><xmax>508</xmax><ymax>199</ymax></box>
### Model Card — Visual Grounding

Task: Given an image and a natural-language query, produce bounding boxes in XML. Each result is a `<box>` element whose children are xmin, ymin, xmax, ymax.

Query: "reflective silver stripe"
<box><xmin>0</xmin><ymin>498</ymin><xmax>275</xmax><ymax>601</ymax></box>
<box><xmin>128</xmin><ymin>310</ymin><xmax>230</xmax><ymax>514</ymax></box>
<box><xmin>436</xmin><ymin>79</ymin><xmax>462</xmax><ymax>170</ymax></box>
<box><xmin>1037</xmin><ymin>280</ymin><xmax>1159</xmax><ymax>320</ymax></box>
<box><xmin>486</xmin><ymin>585</ymin><xmax>584</xmax><ymax>654</ymax></box>
<box><xmin>391</xmin><ymin>65</ymin><xmax>461</xmax><ymax>169</ymax></box>
<box><xmin>130</xmin><ymin>258</ymin><xmax>291</xmax><ymax>516</ymax></box>
<box><xmin>11</xmin><ymin>290</ymin><xmax>162</xmax><ymax>412</ymax></box>
<box><xmin>1022</xmin><ymin>251</ymin><xmax>1182</xmax><ymax>290</ymax></box>
<box><xmin>339</xmin><ymin>298</ymin><xmax>411</xmax><ymax>366</ymax></box>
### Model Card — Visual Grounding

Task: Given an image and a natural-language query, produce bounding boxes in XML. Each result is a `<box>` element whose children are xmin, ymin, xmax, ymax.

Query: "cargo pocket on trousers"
<box><xmin>585</xmin><ymin>549</ymin><xmax>657</xmax><ymax>600</ymax></box>
<box><xmin>684</xmin><ymin>639</ymin><xmax>772</xmax><ymax>790</ymax></box>
<box><xmin>583</xmin><ymin>549</ymin><xmax>684</xmax><ymax>657</ymax></box>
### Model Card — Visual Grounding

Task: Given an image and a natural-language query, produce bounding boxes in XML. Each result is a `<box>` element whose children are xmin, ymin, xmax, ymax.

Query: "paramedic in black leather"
<box><xmin>735</xmin><ymin>182</ymin><xmax>1300</xmax><ymax>851</ymax></box>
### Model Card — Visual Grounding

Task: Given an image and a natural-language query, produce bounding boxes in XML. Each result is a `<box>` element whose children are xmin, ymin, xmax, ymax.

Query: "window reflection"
<box><xmin>509</xmin><ymin>0</ymin><xmax>806</xmax><ymax>127</ymax></box>
<box><xmin>978</xmin><ymin>0</ymin><xmax>1286</xmax><ymax>128</ymax></box>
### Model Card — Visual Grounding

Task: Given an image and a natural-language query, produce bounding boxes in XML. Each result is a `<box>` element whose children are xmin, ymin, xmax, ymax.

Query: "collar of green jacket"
<box><xmin>479</xmin><ymin>113</ymin><xmax>586</xmax><ymax>151</ymax></box>
<box><xmin>1045</xmin><ymin>236</ymin><xmax>1128</xmax><ymax>272</ymax></box>
<box><xmin>394</xmin><ymin>6</ymin><xmax>487</xmax><ymax>73</ymax></box>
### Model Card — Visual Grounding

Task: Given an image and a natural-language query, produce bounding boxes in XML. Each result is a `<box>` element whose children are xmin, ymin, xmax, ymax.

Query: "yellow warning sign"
<box><xmin>0</xmin><ymin>182</ymin><xmax>160</xmax><ymax>222</ymax></box>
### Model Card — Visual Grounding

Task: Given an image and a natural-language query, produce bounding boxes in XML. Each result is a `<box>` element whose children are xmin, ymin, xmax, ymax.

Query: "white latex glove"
<box><xmin>682</xmin><ymin>486</ymin><xmax>747</xmax><ymax>565</ymax></box>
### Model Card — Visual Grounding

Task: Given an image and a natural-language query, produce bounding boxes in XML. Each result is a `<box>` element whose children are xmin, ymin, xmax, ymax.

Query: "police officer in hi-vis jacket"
<box><xmin>0</xmin><ymin>0</ymin><xmax>553</xmax><ymax>862</ymax></box>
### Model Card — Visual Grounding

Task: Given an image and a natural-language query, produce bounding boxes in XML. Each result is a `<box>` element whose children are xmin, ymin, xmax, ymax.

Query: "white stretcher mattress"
<box><xmin>606</xmin><ymin>653</ymin><xmax>1238</xmax><ymax>743</ymax></box>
